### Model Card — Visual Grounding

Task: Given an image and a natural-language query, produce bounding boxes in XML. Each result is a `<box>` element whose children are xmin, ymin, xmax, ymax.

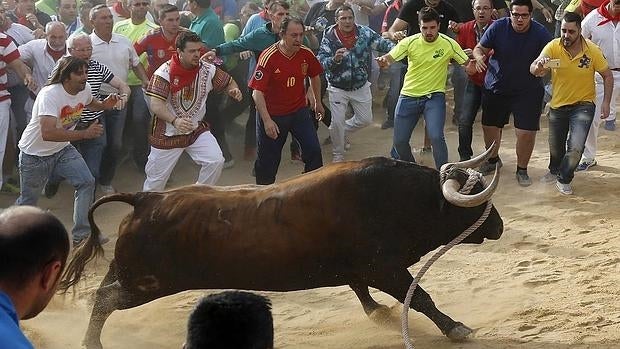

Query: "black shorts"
<box><xmin>481</xmin><ymin>87</ymin><xmax>544</xmax><ymax>131</ymax></box>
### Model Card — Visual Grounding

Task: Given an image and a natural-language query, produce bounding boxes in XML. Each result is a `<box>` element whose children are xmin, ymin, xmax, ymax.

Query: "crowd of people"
<box><xmin>0</xmin><ymin>0</ymin><xmax>617</xmax><ymax>244</ymax></box>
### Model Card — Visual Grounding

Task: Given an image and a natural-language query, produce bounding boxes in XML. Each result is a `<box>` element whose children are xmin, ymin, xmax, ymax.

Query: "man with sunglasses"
<box><xmin>473</xmin><ymin>0</ymin><xmax>551</xmax><ymax>186</ymax></box>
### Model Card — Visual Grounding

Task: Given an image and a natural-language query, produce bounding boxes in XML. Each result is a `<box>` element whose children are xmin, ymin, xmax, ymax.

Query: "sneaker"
<box><xmin>540</xmin><ymin>172</ymin><xmax>558</xmax><ymax>184</ymax></box>
<box><xmin>479</xmin><ymin>158</ymin><xmax>503</xmax><ymax>176</ymax></box>
<box><xmin>223</xmin><ymin>158</ymin><xmax>235</xmax><ymax>169</ymax></box>
<box><xmin>73</xmin><ymin>235</ymin><xmax>110</xmax><ymax>247</ymax></box>
<box><xmin>332</xmin><ymin>154</ymin><xmax>345</xmax><ymax>163</ymax></box>
<box><xmin>576</xmin><ymin>159</ymin><xmax>597</xmax><ymax>172</ymax></box>
<box><xmin>604</xmin><ymin>120</ymin><xmax>616</xmax><ymax>131</ymax></box>
<box><xmin>381</xmin><ymin>119</ymin><xmax>394</xmax><ymax>129</ymax></box>
<box><xmin>516</xmin><ymin>171</ymin><xmax>532</xmax><ymax>187</ymax></box>
<box><xmin>556</xmin><ymin>180</ymin><xmax>573</xmax><ymax>195</ymax></box>
<box><xmin>43</xmin><ymin>181</ymin><xmax>60</xmax><ymax>198</ymax></box>
<box><xmin>99</xmin><ymin>184</ymin><xmax>117</xmax><ymax>195</ymax></box>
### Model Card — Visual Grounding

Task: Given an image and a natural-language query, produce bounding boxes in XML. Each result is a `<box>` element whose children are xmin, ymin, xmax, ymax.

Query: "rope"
<box><xmin>401</xmin><ymin>170</ymin><xmax>492</xmax><ymax>349</ymax></box>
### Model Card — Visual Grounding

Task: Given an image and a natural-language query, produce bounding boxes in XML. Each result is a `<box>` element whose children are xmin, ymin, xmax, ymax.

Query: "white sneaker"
<box><xmin>555</xmin><ymin>181</ymin><xmax>573</xmax><ymax>195</ymax></box>
<box><xmin>223</xmin><ymin>159</ymin><xmax>235</xmax><ymax>169</ymax></box>
<box><xmin>540</xmin><ymin>172</ymin><xmax>557</xmax><ymax>184</ymax></box>
<box><xmin>332</xmin><ymin>154</ymin><xmax>345</xmax><ymax>163</ymax></box>
<box><xmin>99</xmin><ymin>185</ymin><xmax>116</xmax><ymax>195</ymax></box>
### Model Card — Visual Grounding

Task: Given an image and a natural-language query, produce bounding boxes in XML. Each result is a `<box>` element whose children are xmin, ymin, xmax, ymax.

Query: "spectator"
<box><xmin>183</xmin><ymin>291</ymin><xmax>274</xmax><ymax>349</ymax></box>
<box><xmin>8</xmin><ymin>0</ymin><xmax>51</xmax><ymax>36</ymax></box>
<box><xmin>52</xmin><ymin>0</ymin><xmax>80</xmax><ymax>35</ymax></box>
<box><xmin>0</xmin><ymin>206</ymin><xmax>70</xmax><ymax>349</ymax></box>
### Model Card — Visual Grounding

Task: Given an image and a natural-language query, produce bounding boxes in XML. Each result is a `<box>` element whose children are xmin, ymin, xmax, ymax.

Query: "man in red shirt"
<box><xmin>249</xmin><ymin>17</ymin><xmax>324</xmax><ymax>185</ymax></box>
<box><xmin>449</xmin><ymin>0</ymin><xmax>494</xmax><ymax>161</ymax></box>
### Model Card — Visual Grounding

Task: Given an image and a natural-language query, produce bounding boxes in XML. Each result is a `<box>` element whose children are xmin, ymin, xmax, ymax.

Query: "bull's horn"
<box><xmin>442</xmin><ymin>164</ymin><xmax>500</xmax><ymax>208</ymax></box>
<box><xmin>440</xmin><ymin>141</ymin><xmax>497</xmax><ymax>174</ymax></box>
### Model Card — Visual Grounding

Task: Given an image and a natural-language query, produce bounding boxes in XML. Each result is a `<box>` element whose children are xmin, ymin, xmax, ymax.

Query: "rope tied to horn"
<box><xmin>401</xmin><ymin>167</ymin><xmax>493</xmax><ymax>349</ymax></box>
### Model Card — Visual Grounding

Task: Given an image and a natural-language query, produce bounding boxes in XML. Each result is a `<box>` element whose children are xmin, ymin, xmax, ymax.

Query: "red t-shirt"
<box><xmin>456</xmin><ymin>20</ymin><xmax>493</xmax><ymax>87</ymax></box>
<box><xmin>249</xmin><ymin>43</ymin><xmax>323</xmax><ymax>116</ymax></box>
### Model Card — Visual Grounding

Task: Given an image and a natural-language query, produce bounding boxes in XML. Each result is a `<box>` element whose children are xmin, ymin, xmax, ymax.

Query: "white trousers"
<box><xmin>581</xmin><ymin>71</ymin><xmax>620</xmax><ymax>162</ymax></box>
<box><xmin>143</xmin><ymin>131</ymin><xmax>224</xmax><ymax>192</ymax></box>
<box><xmin>327</xmin><ymin>82</ymin><xmax>373</xmax><ymax>159</ymax></box>
<box><xmin>0</xmin><ymin>99</ymin><xmax>10</xmax><ymax>189</ymax></box>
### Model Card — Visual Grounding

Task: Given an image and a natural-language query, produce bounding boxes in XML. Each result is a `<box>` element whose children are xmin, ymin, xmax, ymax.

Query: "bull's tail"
<box><xmin>59</xmin><ymin>193</ymin><xmax>136</xmax><ymax>292</ymax></box>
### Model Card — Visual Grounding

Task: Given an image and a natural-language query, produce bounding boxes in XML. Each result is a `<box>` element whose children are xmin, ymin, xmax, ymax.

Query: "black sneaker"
<box><xmin>516</xmin><ymin>170</ymin><xmax>532</xmax><ymax>187</ymax></box>
<box><xmin>43</xmin><ymin>181</ymin><xmax>60</xmax><ymax>199</ymax></box>
<box><xmin>479</xmin><ymin>158</ymin><xmax>502</xmax><ymax>176</ymax></box>
<box><xmin>381</xmin><ymin>119</ymin><xmax>394</xmax><ymax>129</ymax></box>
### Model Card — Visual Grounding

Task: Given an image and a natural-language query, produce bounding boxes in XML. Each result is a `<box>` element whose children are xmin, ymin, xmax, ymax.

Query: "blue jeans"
<box><xmin>255</xmin><ymin>107</ymin><xmax>323</xmax><ymax>185</ymax></box>
<box><xmin>391</xmin><ymin>93</ymin><xmax>448</xmax><ymax>169</ymax></box>
<box><xmin>548</xmin><ymin>102</ymin><xmax>595</xmax><ymax>184</ymax></box>
<box><xmin>74</xmin><ymin>133</ymin><xmax>106</xmax><ymax>181</ymax></box>
<box><xmin>99</xmin><ymin>103</ymin><xmax>127</xmax><ymax>186</ymax></box>
<box><xmin>458</xmin><ymin>80</ymin><xmax>483</xmax><ymax>161</ymax></box>
<box><xmin>16</xmin><ymin>145</ymin><xmax>95</xmax><ymax>241</ymax></box>
<box><xmin>451</xmin><ymin>63</ymin><xmax>467</xmax><ymax>121</ymax></box>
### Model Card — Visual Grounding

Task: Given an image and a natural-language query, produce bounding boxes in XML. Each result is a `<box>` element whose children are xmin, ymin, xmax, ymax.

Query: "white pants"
<box><xmin>581</xmin><ymin>71</ymin><xmax>620</xmax><ymax>162</ymax></box>
<box><xmin>143</xmin><ymin>131</ymin><xmax>224</xmax><ymax>192</ymax></box>
<box><xmin>327</xmin><ymin>82</ymin><xmax>373</xmax><ymax>159</ymax></box>
<box><xmin>0</xmin><ymin>99</ymin><xmax>10</xmax><ymax>189</ymax></box>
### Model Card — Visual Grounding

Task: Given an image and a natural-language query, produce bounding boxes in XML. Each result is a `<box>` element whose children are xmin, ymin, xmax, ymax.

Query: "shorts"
<box><xmin>481</xmin><ymin>87</ymin><xmax>544</xmax><ymax>131</ymax></box>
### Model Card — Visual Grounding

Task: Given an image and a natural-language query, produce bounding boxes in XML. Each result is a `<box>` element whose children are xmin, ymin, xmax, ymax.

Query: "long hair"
<box><xmin>47</xmin><ymin>56</ymin><xmax>89</xmax><ymax>86</ymax></box>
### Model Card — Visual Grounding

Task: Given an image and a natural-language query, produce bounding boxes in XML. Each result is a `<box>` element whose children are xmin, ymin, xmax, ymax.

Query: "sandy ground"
<box><xmin>2</xmin><ymin>91</ymin><xmax>620</xmax><ymax>349</ymax></box>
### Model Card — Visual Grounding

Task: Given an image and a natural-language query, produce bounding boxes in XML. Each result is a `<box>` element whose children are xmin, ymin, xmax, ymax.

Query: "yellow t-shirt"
<box><xmin>113</xmin><ymin>19</ymin><xmax>158</xmax><ymax>86</ymax></box>
<box><xmin>542</xmin><ymin>38</ymin><xmax>608</xmax><ymax>108</ymax></box>
<box><xmin>388</xmin><ymin>33</ymin><xmax>468</xmax><ymax>97</ymax></box>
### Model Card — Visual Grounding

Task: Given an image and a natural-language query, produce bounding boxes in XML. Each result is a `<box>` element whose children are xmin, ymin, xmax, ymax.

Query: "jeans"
<box><xmin>391</xmin><ymin>93</ymin><xmax>448</xmax><ymax>169</ymax></box>
<box><xmin>386</xmin><ymin>62</ymin><xmax>405</xmax><ymax>122</ymax></box>
<box><xmin>548</xmin><ymin>102</ymin><xmax>595</xmax><ymax>184</ymax></box>
<box><xmin>126</xmin><ymin>86</ymin><xmax>151</xmax><ymax>171</ymax></box>
<box><xmin>255</xmin><ymin>107</ymin><xmax>322</xmax><ymax>185</ymax></box>
<box><xmin>16</xmin><ymin>145</ymin><xmax>95</xmax><ymax>241</ymax></box>
<box><xmin>450</xmin><ymin>63</ymin><xmax>467</xmax><ymax>122</ymax></box>
<box><xmin>458</xmin><ymin>80</ymin><xmax>483</xmax><ymax>161</ymax></box>
<box><xmin>74</xmin><ymin>133</ymin><xmax>106</xmax><ymax>181</ymax></box>
<box><xmin>99</xmin><ymin>103</ymin><xmax>127</xmax><ymax>186</ymax></box>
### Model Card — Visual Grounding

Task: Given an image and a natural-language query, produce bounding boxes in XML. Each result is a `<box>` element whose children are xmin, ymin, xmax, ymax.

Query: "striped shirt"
<box><xmin>80</xmin><ymin>60</ymin><xmax>115</xmax><ymax>122</ymax></box>
<box><xmin>0</xmin><ymin>33</ymin><xmax>20</xmax><ymax>102</ymax></box>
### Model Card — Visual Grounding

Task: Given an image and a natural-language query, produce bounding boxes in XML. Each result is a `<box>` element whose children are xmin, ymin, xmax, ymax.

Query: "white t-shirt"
<box><xmin>19</xmin><ymin>83</ymin><xmax>93</xmax><ymax>157</ymax></box>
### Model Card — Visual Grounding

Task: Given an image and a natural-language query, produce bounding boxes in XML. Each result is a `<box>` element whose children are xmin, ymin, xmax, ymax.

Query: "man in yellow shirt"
<box><xmin>377</xmin><ymin>7</ymin><xmax>468</xmax><ymax>169</ymax></box>
<box><xmin>530</xmin><ymin>11</ymin><xmax>613</xmax><ymax>195</ymax></box>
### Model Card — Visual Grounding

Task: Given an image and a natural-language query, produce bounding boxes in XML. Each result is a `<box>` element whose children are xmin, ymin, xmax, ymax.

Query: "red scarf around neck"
<box><xmin>169</xmin><ymin>53</ymin><xmax>200</xmax><ymax>94</ymax></box>
<box><xmin>46</xmin><ymin>44</ymin><xmax>65</xmax><ymax>62</ymax></box>
<box><xmin>336</xmin><ymin>27</ymin><xmax>357</xmax><ymax>50</ymax></box>
<box><xmin>597</xmin><ymin>0</ymin><xmax>620</xmax><ymax>26</ymax></box>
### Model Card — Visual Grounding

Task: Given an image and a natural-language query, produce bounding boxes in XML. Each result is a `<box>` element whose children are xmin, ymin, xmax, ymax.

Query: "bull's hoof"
<box><xmin>368</xmin><ymin>304</ymin><xmax>393</xmax><ymax>324</ymax></box>
<box><xmin>446</xmin><ymin>322</ymin><xmax>473</xmax><ymax>341</ymax></box>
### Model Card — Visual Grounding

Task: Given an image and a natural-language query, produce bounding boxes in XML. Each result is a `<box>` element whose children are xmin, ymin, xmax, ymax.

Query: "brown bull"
<box><xmin>60</xmin><ymin>150</ymin><xmax>502</xmax><ymax>349</ymax></box>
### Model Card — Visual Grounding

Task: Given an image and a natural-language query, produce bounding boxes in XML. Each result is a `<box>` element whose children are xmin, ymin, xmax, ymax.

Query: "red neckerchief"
<box><xmin>597</xmin><ymin>0</ymin><xmax>620</xmax><ymax>25</ymax></box>
<box><xmin>336</xmin><ymin>27</ymin><xmax>357</xmax><ymax>50</ymax></box>
<box><xmin>46</xmin><ymin>44</ymin><xmax>65</xmax><ymax>61</ymax></box>
<box><xmin>259</xmin><ymin>9</ymin><xmax>269</xmax><ymax>20</ymax></box>
<box><xmin>112</xmin><ymin>2</ymin><xmax>130</xmax><ymax>19</ymax></box>
<box><xmin>169</xmin><ymin>53</ymin><xmax>199</xmax><ymax>94</ymax></box>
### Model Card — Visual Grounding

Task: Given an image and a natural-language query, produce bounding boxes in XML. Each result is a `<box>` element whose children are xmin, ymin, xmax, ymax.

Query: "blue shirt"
<box><xmin>0</xmin><ymin>291</ymin><xmax>35</xmax><ymax>349</ymax></box>
<box><xmin>480</xmin><ymin>17</ymin><xmax>551</xmax><ymax>94</ymax></box>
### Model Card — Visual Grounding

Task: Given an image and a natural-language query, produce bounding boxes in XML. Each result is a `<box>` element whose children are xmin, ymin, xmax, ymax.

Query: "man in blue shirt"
<box><xmin>0</xmin><ymin>206</ymin><xmax>70</xmax><ymax>348</ymax></box>
<box><xmin>473</xmin><ymin>0</ymin><xmax>551</xmax><ymax>186</ymax></box>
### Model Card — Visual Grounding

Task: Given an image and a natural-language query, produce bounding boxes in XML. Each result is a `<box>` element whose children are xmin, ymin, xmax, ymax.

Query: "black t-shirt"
<box><xmin>304</xmin><ymin>1</ymin><xmax>337</xmax><ymax>44</ymax></box>
<box><xmin>445</xmin><ymin>0</ymin><xmax>508</xmax><ymax>22</ymax></box>
<box><xmin>397</xmin><ymin>0</ymin><xmax>459</xmax><ymax>35</ymax></box>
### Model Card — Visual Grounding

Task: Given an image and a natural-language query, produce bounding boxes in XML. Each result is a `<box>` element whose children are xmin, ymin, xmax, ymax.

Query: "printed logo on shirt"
<box><xmin>275</xmin><ymin>68</ymin><xmax>281</xmax><ymax>73</ymax></box>
<box><xmin>158</xmin><ymin>49</ymin><xmax>166</xmax><ymax>58</ymax></box>
<box><xmin>60</xmin><ymin>103</ymin><xmax>85</xmax><ymax>129</ymax></box>
<box><xmin>433</xmin><ymin>49</ymin><xmax>445</xmax><ymax>59</ymax></box>
<box><xmin>301</xmin><ymin>62</ymin><xmax>308</xmax><ymax>75</ymax></box>
<box><xmin>578</xmin><ymin>54</ymin><xmax>591</xmax><ymax>69</ymax></box>
<box><xmin>254</xmin><ymin>70</ymin><xmax>264</xmax><ymax>80</ymax></box>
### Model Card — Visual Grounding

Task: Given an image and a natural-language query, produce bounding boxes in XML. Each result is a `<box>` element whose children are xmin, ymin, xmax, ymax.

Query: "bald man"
<box><xmin>0</xmin><ymin>206</ymin><xmax>70</xmax><ymax>349</ymax></box>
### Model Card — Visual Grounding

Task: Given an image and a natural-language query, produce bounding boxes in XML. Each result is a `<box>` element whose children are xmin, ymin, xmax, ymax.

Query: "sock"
<box><xmin>517</xmin><ymin>166</ymin><xmax>527</xmax><ymax>173</ymax></box>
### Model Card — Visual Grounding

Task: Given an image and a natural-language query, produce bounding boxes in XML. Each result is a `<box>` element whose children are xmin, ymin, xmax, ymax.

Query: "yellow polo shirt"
<box><xmin>388</xmin><ymin>33</ymin><xmax>468</xmax><ymax>97</ymax></box>
<box><xmin>542</xmin><ymin>38</ymin><xmax>608</xmax><ymax>108</ymax></box>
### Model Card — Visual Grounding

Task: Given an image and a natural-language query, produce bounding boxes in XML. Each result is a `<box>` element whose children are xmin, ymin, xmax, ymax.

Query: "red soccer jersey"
<box><xmin>249</xmin><ymin>43</ymin><xmax>323</xmax><ymax>116</ymax></box>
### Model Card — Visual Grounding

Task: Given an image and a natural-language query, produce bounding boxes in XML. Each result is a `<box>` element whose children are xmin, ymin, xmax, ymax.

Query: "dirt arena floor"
<box><xmin>2</xmin><ymin>90</ymin><xmax>620</xmax><ymax>348</ymax></box>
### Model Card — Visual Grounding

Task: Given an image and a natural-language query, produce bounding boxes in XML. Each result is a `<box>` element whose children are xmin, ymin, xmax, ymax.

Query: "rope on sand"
<box><xmin>401</xmin><ymin>169</ymin><xmax>493</xmax><ymax>349</ymax></box>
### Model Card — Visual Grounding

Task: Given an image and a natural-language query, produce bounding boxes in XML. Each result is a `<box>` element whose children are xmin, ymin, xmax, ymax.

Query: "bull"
<box><xmin>60</xmin><ymin>149</ymin><xmax>503</xmax><ymax>349</ymax></box>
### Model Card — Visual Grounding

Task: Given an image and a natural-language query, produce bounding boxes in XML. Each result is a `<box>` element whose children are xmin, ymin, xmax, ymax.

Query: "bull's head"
<box><xmin>439</xmin><ymin>144</ymin><xmax>499</xmax><ymax>208</ymax></box>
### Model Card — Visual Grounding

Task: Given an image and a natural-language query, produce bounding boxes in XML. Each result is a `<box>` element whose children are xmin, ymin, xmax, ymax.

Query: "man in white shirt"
<box><xmin>16</xmin><ymin>56</ymin><xmax>119</xmax><ymax>245</ymax></box>
<box><xmin>89</xmin><ymin>4</ymin><xmax>149</xmax><ymax>194</ymax></box>
<box><xmin>577</xmin><ymin>0</ymin><xmax>620</xmax><ymax>171</ymax></box>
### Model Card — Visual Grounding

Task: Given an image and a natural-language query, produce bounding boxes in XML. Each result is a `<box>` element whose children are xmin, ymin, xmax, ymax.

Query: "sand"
<box><xmin>2</xmin><ymin>93</ymin><xmax>620</xmax><ymax>349</ymax></box>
